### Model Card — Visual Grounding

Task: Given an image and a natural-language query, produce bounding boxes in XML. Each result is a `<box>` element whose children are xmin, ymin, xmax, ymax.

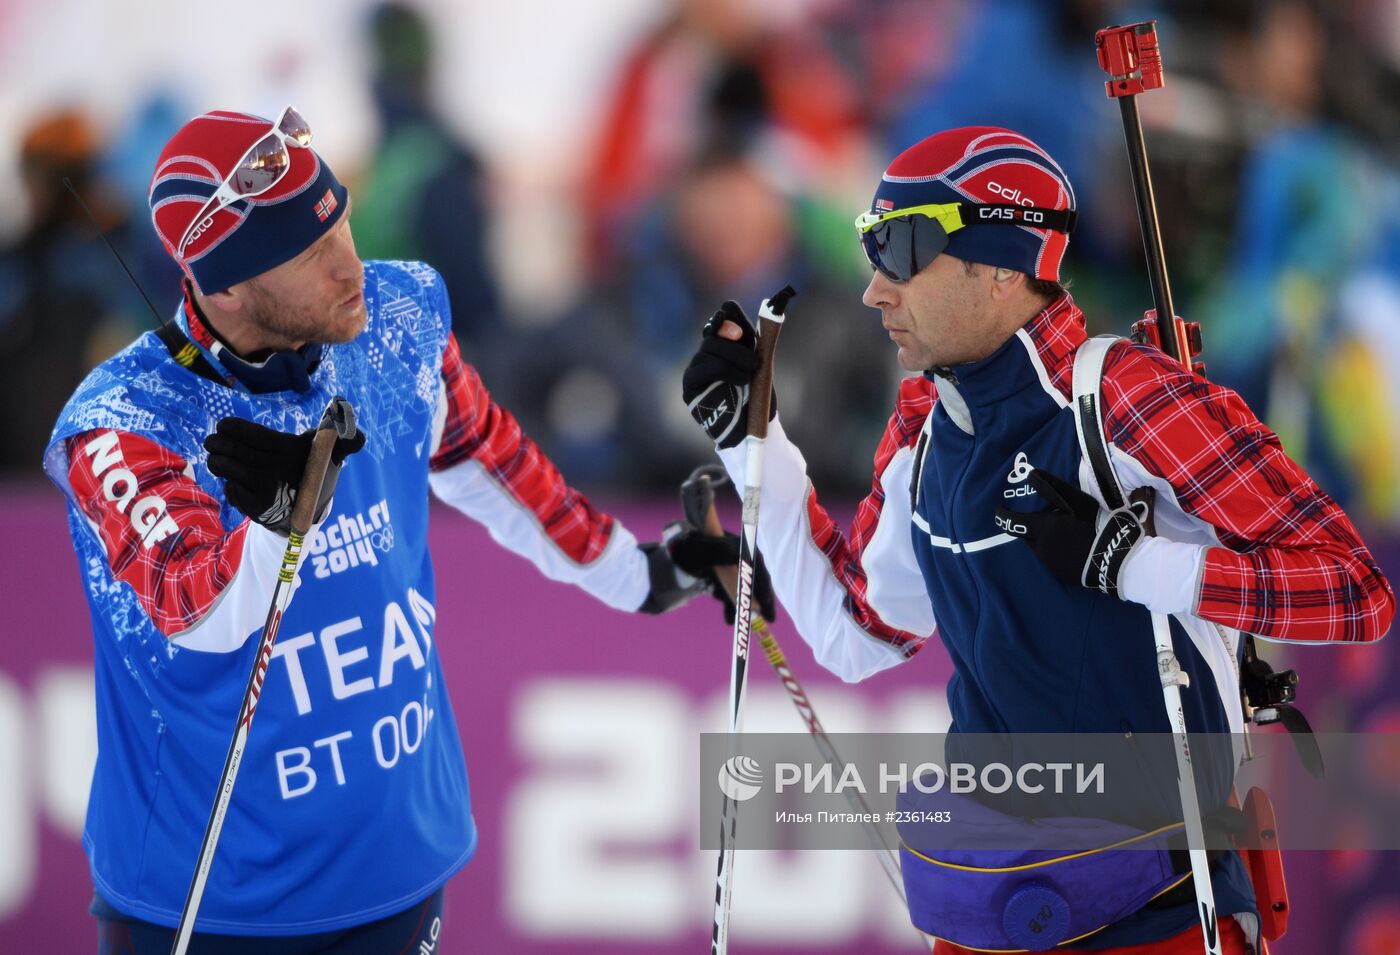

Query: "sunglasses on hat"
<box><xmin>854</xmin><ymin>201</ymin><xmax>1077</xmax><ymax>283</ymax></box>
<box><xmin>177</xmin><ymin>105</ymin><xmax>314</xmax><ymax>259</ymax></box>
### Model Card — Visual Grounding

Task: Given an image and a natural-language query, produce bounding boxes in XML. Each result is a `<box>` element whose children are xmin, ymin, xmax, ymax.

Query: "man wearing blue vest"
<box><xmin>45</xmin><ymin>106</ymin><xmax>756</xmax><ymax>954</ymax></box>
<box><xmin>682</xmin><ymin>126</ymin><xmax>1394</xmax><ymax>953</ymax></box>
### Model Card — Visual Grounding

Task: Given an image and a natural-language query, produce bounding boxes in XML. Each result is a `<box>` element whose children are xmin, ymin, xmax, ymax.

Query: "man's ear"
<box><xmin>989</xmin><ymin>266</ymin><xmax>1024</xmax><ymax>301</ymax></box>
<box><xmin>201</xmin><ymin>284</ymin><xmax>246</xmax><ymax>317</ymax></box>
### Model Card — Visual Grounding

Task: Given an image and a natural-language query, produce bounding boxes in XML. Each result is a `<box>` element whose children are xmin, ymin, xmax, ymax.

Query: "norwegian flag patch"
<box><xmin>315</xmin><ymin>189</ymin><xmax>338</xmax><ymax>222</ymax></box>
<box><xmin>875</xmin><ymin>198</ymin><xmax>895</xmax><ymax>212</ymax></box>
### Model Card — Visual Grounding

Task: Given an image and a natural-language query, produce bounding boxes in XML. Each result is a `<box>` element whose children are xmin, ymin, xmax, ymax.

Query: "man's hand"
<box><xmin>204</xmin><ymin>417</ymin><xmax>366</xmax><ymax>536</ymax></box>
<box><xmin>665</xmin><ymin>521</ymin><xmax>777</xmax><ymax>625</ymax></box>
<box><xmin>637</xmin><ymin>530</ymin><xmax>709</xmax><ymax>614</ymax></box>
<box><xmin>996</xmin><ymin>469</ymin><xmax>1150</xmax><ymax>598</ymax></box>
<box><xmin>681</xmin><ymin>301</ymin><xmax>775</xmax><ymax>449</ymax></box>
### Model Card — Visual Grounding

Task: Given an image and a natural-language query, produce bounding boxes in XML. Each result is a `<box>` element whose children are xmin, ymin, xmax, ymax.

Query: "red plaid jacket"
<box><xmin>810</xmin><ymin>296</ymin><xmax>1392</xmax><ymax>649</ymax></box>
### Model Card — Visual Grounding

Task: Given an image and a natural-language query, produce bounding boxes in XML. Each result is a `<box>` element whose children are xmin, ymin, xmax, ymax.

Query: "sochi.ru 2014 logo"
<box><xmin>717</xmin><ymin>755</ymin><xmax>764</xmax><ymax>801</ymax></box>
<box><xmin>307</xmin><ymin>498</ymin><xmax>394</xmax><ymax>579</ymax></box>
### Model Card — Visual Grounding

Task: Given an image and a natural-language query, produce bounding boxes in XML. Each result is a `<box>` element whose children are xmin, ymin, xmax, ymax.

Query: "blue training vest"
<box><xmin>906</xmin><ymin>317</ymin><xmax>1255</xmax><ymax>948</ymax></box>
<box><xmin>44</xmin><ymin>260</ymin><xmax>475</xmax><ymax>934</ymax></box>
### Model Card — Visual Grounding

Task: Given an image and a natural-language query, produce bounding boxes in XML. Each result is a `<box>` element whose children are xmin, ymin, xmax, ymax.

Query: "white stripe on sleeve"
<box><xmin>717</xmin><ymin>417</ymin><xmax>932</xmax><ymax>683</ymax></box>
<box><xmin>171</xmin><ymin>522</ymin><xmax>299</xmax><ymax>653</ymax></box>
<box><xmin>429</xmin><ymin>462</ymin><xmax>649</xmax><ymax>612</ymax></box>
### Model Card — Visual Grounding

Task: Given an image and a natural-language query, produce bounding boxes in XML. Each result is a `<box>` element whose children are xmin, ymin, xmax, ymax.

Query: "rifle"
<box><xmin>1094</xmin><ymin>21</ymin><xmax>1321</xmax><ymax>775</ymax></box>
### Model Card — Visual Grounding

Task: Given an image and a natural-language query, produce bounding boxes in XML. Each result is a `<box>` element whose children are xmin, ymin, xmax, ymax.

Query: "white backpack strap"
<box><xmin>1072</xmin><ymin>335</ymin><xmax>1127</xmax><ymax>510</ymax></box>
<box><xmin>1077</xmin><ymin>335</ymin><xmax>1239</xmax><ymax>955</ymax></box>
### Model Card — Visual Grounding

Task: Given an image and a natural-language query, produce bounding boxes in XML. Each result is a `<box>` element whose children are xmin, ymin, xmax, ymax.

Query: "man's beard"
<box><xmin>245</xmin><ymin>280</ymin><xmax>367</xmax><ymax>349</ymax></box>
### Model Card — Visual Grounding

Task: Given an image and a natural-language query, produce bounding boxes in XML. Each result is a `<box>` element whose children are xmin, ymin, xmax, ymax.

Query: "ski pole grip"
<box><xmin>290</xmin><ymin>397</ymin><xmax>356</xmax><ymax>535</ymax></box>
<box><xmin>1096</xmin><ymin>21</ymin><xmax>1164</xmax><ymax>98</ymax></box>
<box><xmin>747</xmin><ymin>286</ymin><xmax>794</xmax><ymax>443</ymax></box>
<box><xmin>686</xmin><ymin>470</ymin><xmax>741</xmax><ymax>599</ymax></box>
<box><xmin>706</xmin><ymin>504</ymin><xmax>742</xmax><ymax>603</ymax></box>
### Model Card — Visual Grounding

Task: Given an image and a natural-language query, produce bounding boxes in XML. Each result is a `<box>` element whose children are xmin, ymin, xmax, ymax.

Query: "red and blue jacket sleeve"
<box><xmin>715</xmin><ymin>376</ymin><xmax>937</xmax><ymax>682</ymax></box>
<box><xmin>1104</xmin><ymin>343</ymin><xmax>1394</xmax><ymax>644</ymax></box>
<box><xmin>65</xmin><ymin>428</ymin><xmax>294</xmax><ymax>649</ymax></box>
<box><xmin>427</xmin><ymin>334</ymin><xmax>650</xmax><ymax>611</ymax></box>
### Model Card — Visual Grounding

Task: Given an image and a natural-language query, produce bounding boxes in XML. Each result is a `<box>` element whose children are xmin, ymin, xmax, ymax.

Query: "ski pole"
<box><xmin>1095</xmin><ymin>22</ymin><xmax>1221</xmax><ymax>955</ymax></box>
<box><xmin>711</xmin><ymin>286</ymin><xmax>793</xmax><ymax>955</ymax></box>
<box><xmin>750</xmin><ymin>628</ymin><xmax>931</xmax><ymax>953</ymax></box>
<box><xmin>171</xmin><ymin>397</ymin><xmax>358</xmax><ymax>955</ymax></box>
<box><xmin>681</xmin><ymin>467</ymin><xmax>904</xmax><ymax>887</ymax></box>
<box><xmin>681</xmin><ymin>465</ymin><xmax>933</xmax><ymax>952</ymax></box>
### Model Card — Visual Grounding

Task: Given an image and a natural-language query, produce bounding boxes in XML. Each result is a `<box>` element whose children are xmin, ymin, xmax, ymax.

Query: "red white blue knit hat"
<box><xmin>148</xmin><ymin>109</ymin><xmax>348</xmax><ymax>294</ymax></box>
<box><xmin>871</xmin><ymin>126</ymin><xmax>1076</xmax><ymax>281</ymax></box>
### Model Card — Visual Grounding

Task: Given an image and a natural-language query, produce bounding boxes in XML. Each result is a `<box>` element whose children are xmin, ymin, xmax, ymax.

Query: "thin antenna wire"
<box><xmin>62</xmin><ymin>176</ymin><xmax>168</xmax><ymax>327</ymax></box>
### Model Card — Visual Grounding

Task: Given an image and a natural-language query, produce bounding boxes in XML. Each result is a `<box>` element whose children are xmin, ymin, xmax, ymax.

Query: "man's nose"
<box><xmin>331</xmin><ymin>231</ymin><xmax>363</xmax><ymax>284</ymax></box>
<box><xmin>336</xmin><ymin>255</ymin><xmax>364</xmax><ymax>287</ymax></box>
<box><xmin>862</xmin><ymin>270</ymin><xmax>895</xmax><ymax>310</ymax></box>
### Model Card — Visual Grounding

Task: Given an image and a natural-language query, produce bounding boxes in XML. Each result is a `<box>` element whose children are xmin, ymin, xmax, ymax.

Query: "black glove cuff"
<box><xmin>638</xmin><ymin>541</ymin><xmax>706</xmax><ymax>614</ymax></box>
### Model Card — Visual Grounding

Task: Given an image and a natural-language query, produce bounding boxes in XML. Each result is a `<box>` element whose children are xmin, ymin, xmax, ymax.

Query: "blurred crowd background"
<box><xmin>4</xmin><ymin>0</ymin><xmax>1400</xmax><ymax>951</ymax></box>
<box><xmin>3</xmin><ymin>0</ymin><xmax>1399</xmax><ymax>514</ymax></box>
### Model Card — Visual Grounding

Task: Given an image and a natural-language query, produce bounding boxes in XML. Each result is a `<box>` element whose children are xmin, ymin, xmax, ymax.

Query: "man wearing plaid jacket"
<box><xmin>682</xmin><ymin>127</ymin><xmax>1393</xmax><ymax>954</ymax></box>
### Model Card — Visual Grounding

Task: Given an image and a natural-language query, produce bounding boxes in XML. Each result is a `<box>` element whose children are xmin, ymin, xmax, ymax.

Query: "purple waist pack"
<box><xmin>897</xmin><ymin>789</ymin><xmax>1187</xmax><ymax>952</ymax></box>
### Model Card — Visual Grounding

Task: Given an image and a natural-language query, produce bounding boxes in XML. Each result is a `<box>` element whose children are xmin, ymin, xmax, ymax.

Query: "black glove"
<box><xmin>204</xmin><ymin>417</ymin><xmax>366</xmax><ymax>536</ymax></box>
<box><xmin>995</xmin><ymin>468</ymin><xmax>1150</xmax><ymax>598</ymax></box>
<box><xmin>681</xmin><ymin>301</ymin><xmax>775</xmax><ymax>449</ymax></box>
<box><xmin>637</xmin><ymin>532</ymin><xmax>709</xmax><ymax>614</ymax></box>
<box><xmin>666</xmin><ymin>520</ymin><xmax>777</xmax><ymax>625</ymax></box>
